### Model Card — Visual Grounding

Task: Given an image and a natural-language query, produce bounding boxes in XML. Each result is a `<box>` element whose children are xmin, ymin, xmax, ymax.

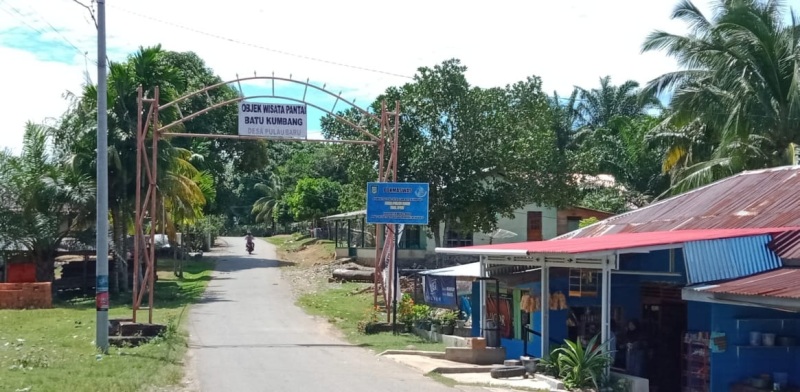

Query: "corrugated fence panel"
<box><xmin>683</xmin><ymin>234</ymin><xmax>781</xmax><ymax>284</ymax></box>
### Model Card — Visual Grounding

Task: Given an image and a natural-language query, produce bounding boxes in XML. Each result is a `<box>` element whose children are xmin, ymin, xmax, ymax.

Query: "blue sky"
<box><xmin>0</xmin><ymin>0</ymin><xmax>773</xmax><ymax>153</ymax></box>
<box><xmin>0</xmin><ymin>26</ymin><xmax>79</xmax><ymax>63</ymax></box>
<box><xmin>239</xmin><ymin>81</ymin><xmax>375</xmax><ymax>139</ymax></box>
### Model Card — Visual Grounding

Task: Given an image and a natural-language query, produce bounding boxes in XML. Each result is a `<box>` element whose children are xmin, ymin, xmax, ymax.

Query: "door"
<box><xmin>640</xmin><ymin>300</ymin><xmax>687</xmax><ymax>392</ymax></box>
<box><xmin>527</xmin><ymin>211</ymin><xmax>542</xmax><ymax>241</ymax></box>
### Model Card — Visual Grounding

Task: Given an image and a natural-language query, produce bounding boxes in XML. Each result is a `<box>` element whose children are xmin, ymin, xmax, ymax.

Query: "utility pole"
<box><xmin>95</xmin><ymin>0</ymin><xmax>109</xmax><ymax>353</ymax></box>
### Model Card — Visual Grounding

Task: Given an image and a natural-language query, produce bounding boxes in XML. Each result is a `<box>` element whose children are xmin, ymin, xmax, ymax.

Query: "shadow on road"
<box><xmin>212</xmin><ymin>255</ymin><xmax>294</xmax><ymax>273</ymax></box>
<box><xmin>196</xmin><ymin>290</ymin><xmax>232</xmax><ymax>304</ymax></box>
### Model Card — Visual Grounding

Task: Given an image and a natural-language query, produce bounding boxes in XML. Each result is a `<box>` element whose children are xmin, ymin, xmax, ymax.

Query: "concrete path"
<box><xmin>186</xmin><ymin>237</ymin><xmax>503</xmax><ymax>392</ymax></box>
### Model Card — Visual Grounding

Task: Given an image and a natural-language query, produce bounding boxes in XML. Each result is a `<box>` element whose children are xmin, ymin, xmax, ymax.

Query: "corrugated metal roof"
<box><xmin>435</xmin><ymin>227</ymin><xmax>796</xmax><ymax>256</ymax></box>
<box><xmin>703</xmin><ymin>268</ymin><xmax>800</xmax><ymax>299</ymax></box>
<box><xmin>768</xmin><ymin>229</ymin><xmax>800</xmax><ymax>260</ymax></box>
<box><xmin>683</xmin><ymin>234</ymin><xmax>781</xmax><ymax>284</ymax></box>
<box><xmin>560</xmin><ymin>166</ymin><xmax>800</xmax><ymax>239</ymax></box>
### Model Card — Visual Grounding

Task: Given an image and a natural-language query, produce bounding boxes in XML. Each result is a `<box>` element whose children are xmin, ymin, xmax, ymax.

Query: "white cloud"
<box><xmin>0</xmin><ymin>0</ymin><xmax>724</xmax><ymax>153</ymax></box>
<box><xmin>0</xmin><ymin>46</ymin><xmax>86</xmax><ymax>154</ymax></box>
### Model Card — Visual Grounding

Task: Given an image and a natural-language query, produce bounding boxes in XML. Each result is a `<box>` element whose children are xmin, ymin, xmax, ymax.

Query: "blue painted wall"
<box><xmin>688</xmin><ymin>302</ymin><xmax>711</xmax><ymax>331</ymax></box>
<box><xmin>502</xmin><ymin>337</ymin><xmax>540</xmax><ymax>359</ymax></box>
<box><xmin>621</xmin><ymin>249</ymin><xmax>687</xmax><ymax>285</ymax></box>
<box><xmin>709</xmin><ymin>304</ymin><xmax>800</xmax><ymax>390</ymax></box>
<box><xmin>471</xmin><ymin>281</ymin><xmax>481</xmax><ymax>337</ymax></box>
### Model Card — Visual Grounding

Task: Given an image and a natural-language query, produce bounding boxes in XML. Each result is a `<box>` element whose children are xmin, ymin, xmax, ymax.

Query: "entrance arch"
<box><xmin>134</xmin><ymin>76</ymin><xmax>399</xmax><ymax>323</ymax></box>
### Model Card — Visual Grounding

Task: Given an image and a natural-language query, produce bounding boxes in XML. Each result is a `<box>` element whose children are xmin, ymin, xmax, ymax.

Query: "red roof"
<box><xmin>436</xmin><ymin>227</ymin><xmax>797</xmax><ymax>256</ymax></box>
<box><xmin>704</xmin><ymin>268</ymin><xmax>800</xmax><ymax>299</ymax></box>
<box><xmin>562</xmin><ymin>166</ymin><xmax>800</xmax><ymax>239</ymax></box>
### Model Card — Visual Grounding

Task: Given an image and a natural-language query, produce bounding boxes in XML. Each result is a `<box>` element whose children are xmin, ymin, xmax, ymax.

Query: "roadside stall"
<box><xmin>418</xmin><ymin>262</ymin><xmax>479</xmax><ymax>336</ymax></box>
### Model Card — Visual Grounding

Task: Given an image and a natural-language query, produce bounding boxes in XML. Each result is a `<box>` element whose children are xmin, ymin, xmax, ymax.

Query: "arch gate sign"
<box><xmin>133</xmin><ymin>76</ymin><xmax>400</xmax><ymax>323</ymax></box>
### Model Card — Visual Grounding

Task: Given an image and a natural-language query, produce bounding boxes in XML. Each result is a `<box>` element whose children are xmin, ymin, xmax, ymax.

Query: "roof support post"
<box><xmin>601</xmin><ymin>253</ymin><xmax>613</xmax><ymax>375</ymax></box>
<box><xmin>541</xmin><ymin>261</ymin><xmax>550</xmax><ymax>356</ymax></box>
<box><xmin>479</xmin><ymin>255</ymin><xmax>487</xmax><ymax>339</ymax></box>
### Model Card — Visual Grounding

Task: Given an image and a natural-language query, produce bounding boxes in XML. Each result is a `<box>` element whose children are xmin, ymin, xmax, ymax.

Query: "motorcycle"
<box><xmin>246</xmin><ymin>240</ymin><xmax>254</xmax><ymax>254</ymax></box>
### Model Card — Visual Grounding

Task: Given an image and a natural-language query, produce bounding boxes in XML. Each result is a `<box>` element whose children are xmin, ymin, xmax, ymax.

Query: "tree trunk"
<box><xmin>117</xmin><ymin>208</ymin><xmax>129</xmax><ymax>293</ymax></box>
<box><xmin>440</xmin><ymin>221</ymin><xmax>452</xmax><ymax>268</ymax></box>
<box><xmin>430</xmin><ymin>222</ymin><xmax>442</xmax><ymax>268</ymax></box>
<box><xmin>431</xmin><ymin>222</ymin><xmax>442</xmax><ymax>248</ymax></box>
<box><xmin>109</xmin><ymin>208</ymin><xmax>120</xmax><ymax>295</ymax></box>
<box><xmin>332</xmin><ymin>269</ymin><xmax>374</xmax><ymax>282</ymax></box>
<box><xmin>34</xmin><ymin>249</ymin><xmax>55</xmax><ymax>283</ymax></box>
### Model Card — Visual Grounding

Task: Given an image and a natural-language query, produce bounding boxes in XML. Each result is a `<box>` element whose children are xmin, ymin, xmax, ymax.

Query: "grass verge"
<box><xmin>297</xmin><ymin>282</ymin><xmax>445</xmax><ymax>353</ymax></box>
<box><xmin>0</xmin><ymin>258</ymin><xmax>214</xmax><ymax>392</ymax></box>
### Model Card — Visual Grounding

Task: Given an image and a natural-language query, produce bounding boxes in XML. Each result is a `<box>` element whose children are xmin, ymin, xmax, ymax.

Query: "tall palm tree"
<box><xmin>643</xmin><ymin>0</ymin><xmax>800</xmax><ymax>193</ymax></box>
<box><xmin>251</xmin><ymin>175</ymin><xmax>282</xmax><ymax>232</ymax></box>
<box><xmin>0</xmin><ymin>123</ymin><xmax>94</xmax><ymax>282</ymax></box>
<box><xmin>56</xmin><ymin>45</ymin><xmax>208</xmax><ymax>292</ymax></box>
<box><xmin>575</xmin><ymin>76</ymin><xmax>660</xmax><ymax>130</ymax></box>
<box><xmin>550</xmin><ymin>89</ymin><xmax>582</xmax><ymax>151</ymax></box>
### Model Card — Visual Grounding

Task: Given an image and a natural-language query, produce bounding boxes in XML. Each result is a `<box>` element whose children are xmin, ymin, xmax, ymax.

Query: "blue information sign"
<box><xmin>366</xmin><ymin>182</ymin><xmax>429</xmax><ymax>225</ymax></box>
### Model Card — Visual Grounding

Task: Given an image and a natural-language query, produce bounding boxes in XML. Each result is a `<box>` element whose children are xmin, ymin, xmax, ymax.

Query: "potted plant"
<box><xmin>430</xmin><ymin>317</ymin><xmax>442</xmax><ymax>333</ymax></box>
<box><xmin>440</xmin><ymin>310</ymin><xmax>458</xmax><ymax>335</ymax></box>
<box><xmin>398</xmin><ymin>294</ymin><xmax>415</xmax><ymax>332</ymax></box>
<box><xmin>411</xmin><ymin>304</ymin><xmax>432</xmax><ymax>330</ymax></box>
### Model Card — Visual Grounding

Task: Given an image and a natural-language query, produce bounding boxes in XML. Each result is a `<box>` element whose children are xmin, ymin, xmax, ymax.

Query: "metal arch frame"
<box><xmin>133</xmin><ymin>76</ymin><xmax>400</xmax><ymax>323</ymax></box>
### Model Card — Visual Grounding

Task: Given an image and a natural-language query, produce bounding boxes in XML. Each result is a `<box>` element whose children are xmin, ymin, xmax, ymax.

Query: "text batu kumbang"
<box><xmin>241</xmin><ymin>103</ymin><xmax>306</xmax><ymax>126</ymax></box>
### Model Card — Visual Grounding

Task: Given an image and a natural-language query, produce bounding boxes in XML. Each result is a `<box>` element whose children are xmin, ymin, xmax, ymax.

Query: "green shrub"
<box><xmin>552</xmin><ymin>335</ymin><xmax>612</xmax><ymax>390</ymax></box>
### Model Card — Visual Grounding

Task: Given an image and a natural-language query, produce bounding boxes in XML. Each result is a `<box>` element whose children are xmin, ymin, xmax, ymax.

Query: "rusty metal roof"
<box><xmin>769</xmin><ymin>230</ymin><xmax>800</xmax><ymax>260</ymax></box>
<box><xmin>704</xmin><ymin>268</ymin><xmax>800</xmax><ymax>299</ymax></box>
<box><xmin>561</xmin><ymin>166</ymin><xmax>800</xmax><ymax>239</ymax></box>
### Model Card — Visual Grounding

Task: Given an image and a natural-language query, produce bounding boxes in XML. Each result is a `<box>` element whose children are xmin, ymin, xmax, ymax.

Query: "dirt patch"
<box><xmin>273</xmin><ymin>237</ymin><xmax>347</xmax><ymax>296</ymax></box>
<box><xmin>273</xmin><ymin>238</ymin><xmax>418</xmax><ymax>300</ymax></box>
<box><xmin>276</xmin><ymin>240</ymin><xmax>336</xmax><ymax>268</ymax></box>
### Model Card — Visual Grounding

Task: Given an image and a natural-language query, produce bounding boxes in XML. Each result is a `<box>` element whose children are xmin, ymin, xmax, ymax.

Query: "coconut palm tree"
<box><xmin>642</xmin><ymin>0</ymin><xmax>800</xmax><ymax>193</ymax></box>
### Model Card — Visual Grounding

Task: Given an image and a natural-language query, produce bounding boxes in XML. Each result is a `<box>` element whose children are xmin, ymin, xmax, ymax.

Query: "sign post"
<box><xmin>366</xmin><ymin>182</ymin><xmax>429</xmax><ymax>334</ymax></box>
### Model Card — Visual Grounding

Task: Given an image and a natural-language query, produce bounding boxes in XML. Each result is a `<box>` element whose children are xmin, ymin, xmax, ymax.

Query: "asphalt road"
<box><xmin>186</xmin><ymin>237</ymin><xmax>489</xmax><ymax>392</ymax></box>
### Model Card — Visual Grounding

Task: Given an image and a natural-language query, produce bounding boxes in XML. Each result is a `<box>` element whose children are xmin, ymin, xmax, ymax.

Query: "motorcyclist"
<box><xmin>245</xmin><ymin>231</ymin><xmax>255</xmax><ymax>251</ymax></box>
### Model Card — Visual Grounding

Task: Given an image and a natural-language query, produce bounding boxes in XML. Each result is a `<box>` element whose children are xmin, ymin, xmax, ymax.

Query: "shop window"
<box><xmin>567</xmin><ymin>216</ymin><xmax>582</xmax><ymax>232</ymax></box>
<box><xmin>363</xmin><ymin>223</ymin><xmax>376</xmax><ymax>248</ymax></box>
<box><xmin>445</xmin><ymin>230</ymin><xmax>473</xmax><ymax>248</ymax></box>
<box><xmin>400</xmin><ymin>225</ymin><xmax>422</xmax><ymax>249</ymax></box>
<box><xmin>335</xmin><ymin>221</ymin><xmax>349</xmax><ymax>248</ymax></box>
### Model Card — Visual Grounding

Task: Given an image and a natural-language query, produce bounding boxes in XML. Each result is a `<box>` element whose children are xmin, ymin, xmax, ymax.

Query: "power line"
<box><xmin>107</xmin><ymin>3</ymin><xmax>414</xmax><ymax>80</ymax></box>
<box><xmin>0</xmin><ymin>0</ymin><xmax>97</xmax><ymax>65</ymax></box>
